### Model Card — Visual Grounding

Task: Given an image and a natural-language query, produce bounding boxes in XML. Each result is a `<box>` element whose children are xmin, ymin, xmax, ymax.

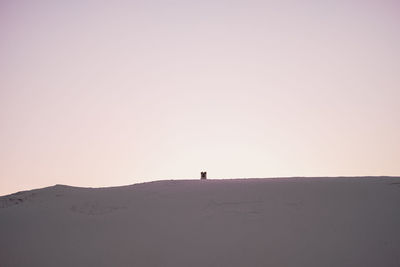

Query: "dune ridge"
<box><xmin>1</xmin><ymin>177</ymin><xmax>400</xmax><ymax>267</ymax></box>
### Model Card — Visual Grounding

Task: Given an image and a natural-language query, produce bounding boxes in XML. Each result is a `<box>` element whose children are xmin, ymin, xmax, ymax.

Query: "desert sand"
<box><xmin>1</xmin><ymin>177</ymin><xmax>400</xmax><ymax>267</ymax></box>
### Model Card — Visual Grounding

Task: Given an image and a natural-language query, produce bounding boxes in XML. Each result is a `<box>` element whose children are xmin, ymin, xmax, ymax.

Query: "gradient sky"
<box><xmin>1</xmin><ymin>0</ymin><xmax>399</xmax><ymax>195</ymax></box>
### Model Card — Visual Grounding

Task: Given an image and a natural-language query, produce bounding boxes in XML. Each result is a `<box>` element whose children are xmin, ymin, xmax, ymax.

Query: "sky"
<box><xmin>1</xmin><ymin>0</ymin><xmax>399</xmax><ymax>195</ymax></box>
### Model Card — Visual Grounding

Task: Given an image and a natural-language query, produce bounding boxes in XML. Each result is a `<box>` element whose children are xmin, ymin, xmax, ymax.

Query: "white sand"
<box><xmin>1</xmin><ymin>177</ymin><xmax>400</xmax><ymax>267</ymax></box>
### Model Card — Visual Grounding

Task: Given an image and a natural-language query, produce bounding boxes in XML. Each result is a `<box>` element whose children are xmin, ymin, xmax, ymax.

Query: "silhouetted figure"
<box><xmin>201</xmin><ymin>172</ymin><xmax>207</xmax><ymax>180</ymax></box>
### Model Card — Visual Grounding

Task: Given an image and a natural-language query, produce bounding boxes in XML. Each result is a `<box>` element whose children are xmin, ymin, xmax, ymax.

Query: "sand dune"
<box><xmin>1</xmin><ymin>177</ymin><xmax>400</xmax><ymax>267</ymax></box>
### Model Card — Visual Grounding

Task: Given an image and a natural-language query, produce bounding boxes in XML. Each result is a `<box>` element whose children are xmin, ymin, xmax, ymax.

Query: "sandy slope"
<box><xmin>1</xmin><ymin>177</ymin><xmax>400</xmax><ymax>267</ymax></box>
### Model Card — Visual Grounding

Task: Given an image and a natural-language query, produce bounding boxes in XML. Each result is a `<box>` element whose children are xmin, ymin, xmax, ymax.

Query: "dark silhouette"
<box><xmin>201</xmin><ymin>172</ymin><xmax>207</xmax><ymax>180</ymax></box>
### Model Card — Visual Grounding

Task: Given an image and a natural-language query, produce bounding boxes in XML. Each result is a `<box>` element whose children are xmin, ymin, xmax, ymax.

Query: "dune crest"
<box><xmin>1</xmin><ymin>177</ymin><xmax>400</xmax><ymax>267</ymax></box>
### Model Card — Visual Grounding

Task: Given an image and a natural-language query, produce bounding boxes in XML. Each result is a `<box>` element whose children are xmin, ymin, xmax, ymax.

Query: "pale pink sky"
<box><xmin>1</xmin><ymin>0</ymin><xmax>399</xmax><ymax>195</ymax></box>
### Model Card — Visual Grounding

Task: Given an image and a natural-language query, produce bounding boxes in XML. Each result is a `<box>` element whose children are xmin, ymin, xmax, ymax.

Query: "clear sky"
<box><xmin>1</xmin><ymin>0</ymin><xmax>399</xmax><ymax>195</ymax></box>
